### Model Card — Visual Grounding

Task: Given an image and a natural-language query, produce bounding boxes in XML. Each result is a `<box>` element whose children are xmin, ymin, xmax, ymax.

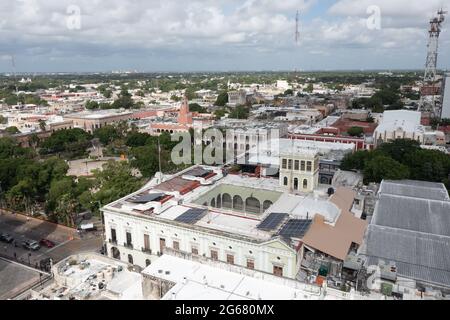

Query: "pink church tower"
<box><xmin>178</xmin><ymin>96</ymin><xmax>193</xmax><ymax>125</ymax></box>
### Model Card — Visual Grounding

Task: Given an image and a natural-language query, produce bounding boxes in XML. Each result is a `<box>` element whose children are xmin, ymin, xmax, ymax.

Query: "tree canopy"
<box><xmin>341</xmin><ymin>139</ymin><xmax>450</xmax><ymax>188</ymax></box>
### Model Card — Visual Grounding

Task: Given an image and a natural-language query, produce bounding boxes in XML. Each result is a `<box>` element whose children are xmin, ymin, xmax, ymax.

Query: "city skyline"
<box><xmin>1</xmin><ymin>0</ymin><xmax>450</xmax><ymax>72</ymax></box>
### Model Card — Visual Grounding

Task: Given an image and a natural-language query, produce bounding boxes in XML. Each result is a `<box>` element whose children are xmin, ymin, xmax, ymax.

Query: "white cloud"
<box><xmin>0</xmin><ymin>0</ymin><xmax>448</xmax><ymax>71</ymax></box>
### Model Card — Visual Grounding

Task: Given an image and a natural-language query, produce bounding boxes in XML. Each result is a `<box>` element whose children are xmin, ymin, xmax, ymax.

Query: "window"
<box><xmin>159</xmin><ymin>238</ymin><xmax>166</xmax><ymax>253</ymax></box>
<box><xmin>144</xmin><ymin>234</ymin><xmax>150</xmax><ymax>251</ymax></box>
<box><xmin>288</xmin><ymin>159</ymin><xmax>293</xmax><ymax>170</ymax></box>
<box><xmin>303</xmin><ymin>179</ymin><xmax>308</xmax><ymax>189</ymax></box>
<box><xmin>226</xmin><ymin>254</ymin><xmax>235</xmax><ymax>265</ymax></box>
<box><xmin>283</xmin><ymin>177</ymin><xmax>288</xmax><ymax>186</ymax></box>
<box><xmin>247</xmin><ymin>259</ymin><xmax>255</xmax><ymax>270</ymax></box>
<box><xmin>294</xmin><ymin>178</ymin><xmax>299</xmax><ymax>190</ymax></box>
<box><xmin>192</xmin><ymin>247</ymin><xmax>199</xmax><ymax>255</ymax></box>
<box><xmin>306</xmin><ymin>161</ymin><xmax>312</xmax><ymax>172</ymax></box>
<box><xmin>211</xmin><ymin>250</ymin><xmax>218</xmax><ymax>261</ymax></box>
<box><xmin>145</xmin><ymin>259</ymin><xmax>151</xmax><ymax>267</ymax></box>
<box><xmin>273</xmin><ymin>265</ymin><xmax>283</xmax><ymax>277</ymax></box>
<box><xmin>128</xmin><ymin>254</ymin><xmax>134</xmax><ymax>264</ymax></box>
<box><xmin>282</xmin><ymin>158</ymin><xmax>287</xmax><ymax>169</ymax></box>
<box><xmin>111</xmin><ymin>228</ymin><xmax>117</xmax><ymax>243</ymax></box>
<box><xmin>301</xmin><ymin>161</ymin><xmax>305</xmax><ymax>171</ymax></box>
<box><xmin>173</xmin><ymin>241</ymin><xmax>180</xmax><ymax>251</ymax></box>
<box><xmin>126</xmin><ymin>232</ymin><xmax>132</xmax><ymax>247</ymax></box>
<box><xmin>294</xmin><ymin>160</ymin><xmax>300</xmax><ymax>170</ymax></box>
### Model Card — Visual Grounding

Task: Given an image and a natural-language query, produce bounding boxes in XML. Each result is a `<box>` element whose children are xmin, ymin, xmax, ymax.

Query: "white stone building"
<box><xmin>373</xmin><ymin>110</ymin><xmax>425</xmax><ymax>146</ymax></box>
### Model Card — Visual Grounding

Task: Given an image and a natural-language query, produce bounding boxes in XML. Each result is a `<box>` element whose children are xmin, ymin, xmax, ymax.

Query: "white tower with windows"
<box><xmin>279</xmin><ymin>148</ymin><xmax>319</xmax><ymax>193</ymax></box>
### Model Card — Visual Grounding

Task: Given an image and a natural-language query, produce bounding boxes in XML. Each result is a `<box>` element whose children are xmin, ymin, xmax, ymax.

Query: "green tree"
<box><xmin>214</xmin><ymin>108</ymin><xmax>227</xmax><ymax>119</ymax></box>
<box><xmin>111</xmin><ymin>89</ymin><xmax>134</xmax><ymax>109</ymax></box>
<box><xmin>215</xmin><ymin>92</ymin><xmax>228</xmax><ymax>106</ymax></box>
<box><xmin>38</xmin><ymin>119</ymin><xmax>47</xmax><ymax>131</ymax></box>
<box><xmin>229</xmin><ymin>106</ymin><xmax>250</xmax><ymax>119</ymax></box>
<box><xmin>363</xmin><ymin>155</ymin><xmax>410</xmax><ymax>184</ymax></box>
<box><xmin>340</xmin><ymin>151</ymin><xmax>371</xmax><ymax>171</ymax></box>
<box><xmin>85</xmin><ymin>100</ymin><xmax>100</xmax><ymax>110</ymax></box>
<box><xmin>5</xmin><ymin>126</ymin><xmax>20</xmax><ymax>134</ymax></box>
<box><xmin>93</xmin><ymin>125</ymin><xmax>120</xmax><ymax>145</ymax></box>
<box><xmin>347</xmin><ymin>126</ymin><xmax>364</xmax><ymax>137</ymax></box>
<box><xmin>304</xmin><ymin>83</ymin><xmax>314</xmax><ymax>93</ymax></box>
<box><xmin>189</xmin><ymin>103</ymin><xmax>207</xmax><ymax>113</ymax></box>
<box><xmin>92</xmin><ymin>161</ymin><xmax>144</xmax><ymax>206</ymax></box>
<box><xmin>125</xmin><ymin>131</ymin><xmax>151</xmax><ymax>148</ymax></box>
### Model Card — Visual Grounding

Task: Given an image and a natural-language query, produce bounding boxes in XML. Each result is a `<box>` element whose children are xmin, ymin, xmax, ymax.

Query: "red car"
<box><xmin>39</xmin><ymin>239</ymin><xmax>56</xmax><ymax>248</ymax></box>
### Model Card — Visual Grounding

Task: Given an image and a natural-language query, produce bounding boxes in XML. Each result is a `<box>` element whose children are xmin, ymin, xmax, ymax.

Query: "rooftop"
<box><xmin>362</xmin><ymin>180</ymin><xmax>450</xmax><ymax>288</ymax></box>
<box><xmin>142</xmin><ymin>255</ymin><xmax>323</xmax><ymax>300</ymax></box>
<box><xmin>103</xmin><ymin>165</ymin><xmax>359</xmax><ymax>245</ymax></box>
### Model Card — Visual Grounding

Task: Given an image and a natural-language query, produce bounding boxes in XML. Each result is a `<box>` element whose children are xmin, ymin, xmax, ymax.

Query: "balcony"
<box><xmin>124</xmin><ymin>242</ymin><xmax>134</xmax><ymax>249</ymax></box>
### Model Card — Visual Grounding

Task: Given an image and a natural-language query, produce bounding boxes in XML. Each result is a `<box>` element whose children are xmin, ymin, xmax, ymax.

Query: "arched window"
<box><xmin>303</xmin><ymin>179</ymin><xmax>308</xmax><ymax>189</ymax></box>
<box><xmin>128</xmin><ymin>254</ymin><xmax>134</xmax><ymax>264</ymax></box>
<box><xmin>294</xmin><ymin>178</ymin><xmax>299</xmax><ymax>190</ymax></box>
<box><xmin>111</xmin><ymin>247</ymin><xmax>120</xmax><ymax>260</ymax></box>
<box><xmin>211</xmin><ymin>198</ymin><xmax>216</xmax><ymax>207</ymax></box>
<box><xmin>222</xmin><ymin>193</ymin><xmax>232</xmax><ymax>209</ymax></box>
<box><xmin>233</xmin><ymin>195</ymin><xmax>243</xmax><ymax>211</ymax></box>
<box><xmin>263</xmin><ymin>200</ymin><xmax>273</xmax><ymax>211</ymax></box>
<box><xmin>145</xmin><ymin>259</ymin><xmax>151</xmax><ymax>267</ymax></box>
<box><xmin>216</xmin><ymin>195</ymin><xmax>222</xmax><ymax>208</ymax></box>
<box><xmin>246</xmin><ymin>197</ymin><xmax>261</xmax><ymax>214</ymax></box>
<box><xmin>283</xmin><ymin>177</ymin><xmax>288</xmax><ymax>186</ymax></box>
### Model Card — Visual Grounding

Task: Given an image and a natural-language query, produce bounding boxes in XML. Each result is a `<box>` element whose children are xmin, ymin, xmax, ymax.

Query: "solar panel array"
<box><xmin>128</xmin><ymin>193</ymin><xmax>165</xmax><ymax>203</ymax></box>
<box><xmin>277</xmin><ymin>219</ymin><xmax>312</xmax><ymax>239</ymax></box>
<box><xmin>174</xmin><ymin>208</ymin><xmax>208</xmax><ymax>224</ymax></box>
<box><xmin>257</xmin><ymin>213</ymin><xmax>289</xmax><ymax>231</ymax></box>
<box><xmin>186</xmin><ymin>168</ymin><xmax>211</xmax><ymax>178</ymax></box>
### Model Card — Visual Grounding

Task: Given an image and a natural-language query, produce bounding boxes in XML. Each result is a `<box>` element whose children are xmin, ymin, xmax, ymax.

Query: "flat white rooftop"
<box><xmin>142</xmin><ymin>255</ymin><xmax>322</xmax><ymax>300</ymax></box>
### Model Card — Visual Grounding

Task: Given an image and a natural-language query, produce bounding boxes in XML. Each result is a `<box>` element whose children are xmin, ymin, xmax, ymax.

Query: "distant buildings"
<box><xmin>64</xmin><ymin>110</ymin><xmax>133</xmax><ymax>134</ymax></box>
<box><xmin>227</xmin><ymin>90</ymin><xmax>247</xmax><ymax>106</ymax></box>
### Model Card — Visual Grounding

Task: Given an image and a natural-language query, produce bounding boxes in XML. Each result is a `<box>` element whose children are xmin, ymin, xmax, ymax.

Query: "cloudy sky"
<box><xmin>1</xmin><ymin>0</ymin><xmax>450</xmax><ymax>72</ymax></box>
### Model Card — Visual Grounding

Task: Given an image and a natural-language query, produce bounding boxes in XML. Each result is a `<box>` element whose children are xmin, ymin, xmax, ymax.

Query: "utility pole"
<box><xmin>158</xmin><ymin>135</ymin><xmax>162</xmax><ymax>174</ymax></box>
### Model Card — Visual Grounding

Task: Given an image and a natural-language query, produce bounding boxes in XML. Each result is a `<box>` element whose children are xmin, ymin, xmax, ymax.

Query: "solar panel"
<box><xmin>175</xmin><ymin>208</ymin><xmax>208</xmax><ymax>224</ymax></box>
<box><xmin>185</xmin><ymin>168</ymin><xmax>212</xmax><ymax>178</ymax></box>
<box><xmin>128</xmin><ymin>193</ymin><xmax>165</xmax><ymax>203</ymax></box>
<box><xmin>257</xmin><ymin>213</ymin><xmax>288</xmax><ymax>231</ymax></box>
<box><xmin>277</xmin><ymin>219</ymin><xmax>312</xmax><ymax>239</ymax></box>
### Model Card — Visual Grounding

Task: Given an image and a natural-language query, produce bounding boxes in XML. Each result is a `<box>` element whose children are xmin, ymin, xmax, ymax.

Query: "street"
<box><xmin>0</xmin><ymin>210</ymin><xmax>103</xmax><ymax>268</ymax></box>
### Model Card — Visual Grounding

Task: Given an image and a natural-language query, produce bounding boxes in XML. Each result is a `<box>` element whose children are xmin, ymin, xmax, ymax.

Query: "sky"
<box><xmin>1</xmin><ymin>0</ymin><xmax>450</xmax><ymax>72</ymax></box>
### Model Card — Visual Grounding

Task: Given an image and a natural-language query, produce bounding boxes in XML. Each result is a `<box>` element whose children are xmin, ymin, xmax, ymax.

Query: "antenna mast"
<box><xmin>424</xmin><ymin>9</ymin><xmax>447</xmax><ymax>83</ymax></box>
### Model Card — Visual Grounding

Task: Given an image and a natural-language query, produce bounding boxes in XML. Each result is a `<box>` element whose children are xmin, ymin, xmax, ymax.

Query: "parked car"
<box><xmin>22</xmin><ymin>240</ymin><xmax>41</xmax><ymax>251</ymax></box>
<box><xmin>77</xmin><ymin>223</ymin><xmax>98</xmax><ymax>232</ymax></box>
<box><xmin>39</xmin><ymin>239</ymin><xmax>55</xmax><ymax>248</ymax></box>
<box><xmin>0</xmin><ymin>233</ymin><xmax>14</xmax><ymax>243</ymax></box>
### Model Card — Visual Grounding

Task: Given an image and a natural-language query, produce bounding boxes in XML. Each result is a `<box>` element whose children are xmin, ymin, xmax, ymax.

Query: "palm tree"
<box><xmin>38</xmin><ymin>119</ymin><xmax>46</xmax><ymax>132</ymax></box>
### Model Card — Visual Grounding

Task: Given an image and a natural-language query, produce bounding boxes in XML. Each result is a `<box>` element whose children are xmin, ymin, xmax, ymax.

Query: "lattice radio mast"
<box><xmin>424</xmin><ymin>9</ymin><xmax>447</xmax><ymax>83</ymax></box>
<box><xmin>295</xmin><ymin>10</ymin><xmax>300</xmax><ymax>45</ymax></box>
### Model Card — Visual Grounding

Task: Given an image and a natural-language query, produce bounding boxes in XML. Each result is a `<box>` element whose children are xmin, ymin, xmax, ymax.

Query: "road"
<box><xmin>0</xmin><ymin>210</ymin><xmax>103</xmax><ymax>268</ymax></box>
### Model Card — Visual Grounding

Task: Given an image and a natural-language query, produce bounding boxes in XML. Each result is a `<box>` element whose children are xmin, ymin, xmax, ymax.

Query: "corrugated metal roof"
<box><xmin>365</xmin><ymin>180</ymin><xmax>450</xmax><ymax>288</ymax></box>
<box><xmin>364</xmin><ymin>225</ymin><xmax>450</xmax><ymax>288</ymax></box>
<box><xmin>379</xmin><ymin>180</ymin><xmax>449</xmax><ymax>201</ymax></box>
<box><xmin>374</xmin><ymin>194</ymin><xmax>450</xmax><ymax>237</ymax></box>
